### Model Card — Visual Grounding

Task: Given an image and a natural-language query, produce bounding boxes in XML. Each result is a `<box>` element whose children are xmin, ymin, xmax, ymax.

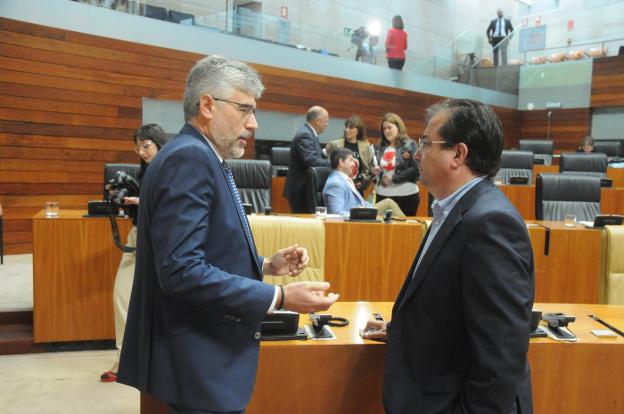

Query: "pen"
<box><xmin>588</xmin><ymin>314</ymin><xmax>624</xmax><ymax>338</ymax></box>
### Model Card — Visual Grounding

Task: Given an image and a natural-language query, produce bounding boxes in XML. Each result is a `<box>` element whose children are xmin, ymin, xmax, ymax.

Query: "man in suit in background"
<box><xmin>487</xmin><ymin>9</ymin><xmax>514</xmax><ymax>66</ymax></box>
<box><xmin>364</xmin><ymin>99</ymin><xmax>534</xmax><ymax>414</ymax></box>
<box><xmin>284</xmin><ymin>106</ymin><xmax>331</xmax><ymax>213</ymax></box>
<box><xmin>323</xmin><ymin>147</ymin><xmax>404</xmax><ymax>217</ymax></box>
<box><xmin>117</xmin><ymin>55</ymin><xmax>339</xmax><ymax>414</ymax></box>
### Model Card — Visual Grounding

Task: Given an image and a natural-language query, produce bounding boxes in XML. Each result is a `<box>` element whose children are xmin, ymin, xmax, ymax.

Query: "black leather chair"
<box><xmin>270</xmin><ymin>147</ymin><xmax>290</xmax><ymax>176</ymax></box>
<box><xmin>305</xmin><ymin>166</ymin><xmax>332</xmax><ymax>214</ymax></box>
<box><xmin>168</xmin><ymin>10</ymin><xmax>195</xmax><ymax>25</ymax></box>
<box><xmin>496</xmin><ymin>150</ymin><xmax>534</xmax><ymax>184</ymax></box>
<box><xmin>145</xmin><ymin>4</ymin><xmax>168</xmax><ymax>20</ymax></box>
<box><xmin>559</xmin><ymin>153</ymin><xmax>608</xmax><ymax>178</ymax></box>
<box><xmin>536</xmin><ymin>173</ymin><xmax>601</xmax><ymax>221</ymax></box>
<box><xmin>103</xmin><ymin>163</ymin><xmax>141</xmax><ymax>199</ymax></box>
<box><xmin>593</xmin><ymin>141</ymin><xmax>622</xmax><ymax>158</ymax></box>
<box><xmin>227</xmin><ymin>159</ymin><xmax>272</xmax><ymax>214</ymax></box>
<box><xmin>518</xmin><ymin>139</ymin><xmax>554</xmax><ymax>166</ymax></box>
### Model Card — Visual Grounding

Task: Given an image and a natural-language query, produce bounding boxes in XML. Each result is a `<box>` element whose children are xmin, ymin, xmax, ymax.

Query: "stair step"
<box><xmin>0</xmin><ymin>322</ymin><xmax>44</xmax><ymax>355</ymax></box>
<box><xmin>0</xmin><ymin>310</ymin><xmax>32</xmax><ymax>325</ymax></box>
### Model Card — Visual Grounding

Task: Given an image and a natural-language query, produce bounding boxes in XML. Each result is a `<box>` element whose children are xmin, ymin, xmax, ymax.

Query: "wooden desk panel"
<box><xmin>498</xmin><ymin>185</ymin><xmax>535</xmax><ymax>219</ymax></box>
<box><xmin>141</xmin><ymin>302</ymin><xmax>624</xmax><ymax>414</ymax></box>
<box><xmin>32</xmin><ymin>210</ymin><xmax>131</xmax><ymax>342</ymax></box>
<box><xmin>271</xmin><ymin>176</ymin><xmax>290</xmax><ymax>214</ymax></box>
<box><xmin>323</xmin><ymin>220</ymin><xmax>426</xmax><ymax>301</ymax></box>
<box><xmin>608</xmin><ymin>167</ymin><xmax>624</xmax><ymax>188</ymax></box>
<box><xmin>528</xmin><ymin>223</ymin><xmax>605</xmax><ymax>304</ymax></box>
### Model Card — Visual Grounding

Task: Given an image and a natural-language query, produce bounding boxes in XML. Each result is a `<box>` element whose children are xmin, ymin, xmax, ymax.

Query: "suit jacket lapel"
<box><xmin>395</xmin><ymin>179</ymin><xmax>494</xmax><ymax>312</ymax></box>
<box><xmin>184</xmin><ymin>124</ymin><xmax>262</xmax><ymax>276</ymax></box>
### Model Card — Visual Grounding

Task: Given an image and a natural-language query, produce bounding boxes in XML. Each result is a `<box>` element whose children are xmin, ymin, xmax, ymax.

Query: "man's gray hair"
<box><xmin>183</xmin><ymin>55</ymin><xmax>265</xmax><ymax>121</ymax></box>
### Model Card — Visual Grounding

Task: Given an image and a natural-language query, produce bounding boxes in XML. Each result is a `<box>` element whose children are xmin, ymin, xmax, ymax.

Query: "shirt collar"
<box><xmin>306</xmin><ymin>123</ymin><xmax>318</xmax><ymax>138</ymax></box>
<box><xmin>187</xmin><ymin>123</ymin><xmax>223</xmax><ymax>163</ymax></box>
<box><xmin>432</xmin><ymin>175</ymin><xmax>487</xmax><ymax>215</ymax></box>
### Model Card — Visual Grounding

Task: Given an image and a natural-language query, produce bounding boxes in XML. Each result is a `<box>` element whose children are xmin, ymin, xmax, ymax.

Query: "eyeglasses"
<box><xmin>416</xmin><ymin>138</ymin><xmax>447</xmax><ymax>152</ymax></box>
<box><xmin>134</xmin><ymin>140</ymin><xmax>154</xmax><ymax>153</ymax></box>
<box><xmin>213</xmin><ymin>97</ymin><xmax>256</xmax><ymax>119</ymax></box>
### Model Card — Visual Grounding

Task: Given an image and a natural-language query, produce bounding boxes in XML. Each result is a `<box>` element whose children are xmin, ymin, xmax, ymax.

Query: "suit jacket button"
<box><xmin>254</xmin><ymin>331</ymin><xmax>261</xmax><ymax>340</ymax></box>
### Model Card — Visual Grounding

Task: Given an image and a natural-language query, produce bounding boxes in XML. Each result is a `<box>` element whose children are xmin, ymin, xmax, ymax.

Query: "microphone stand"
<box><xmin>546</xmin><ymin>111</ymin><xmax>552</xmax><ymax>140</ymax></box>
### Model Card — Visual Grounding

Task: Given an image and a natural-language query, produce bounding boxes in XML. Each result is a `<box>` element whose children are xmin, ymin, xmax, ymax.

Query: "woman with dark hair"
<box><xmin>371</xmin><ymin>113</ymin><xmax>420</xmax><ymax>215</ymax></box>
<box><xmin>101</xmin><ymin>123</ymin><xmax>168</xmax><ymax>382</ymax></box>
<box><xmin>325</xmin><ymin>115</ymin><xmax>374</xmax><ymax>194</ymax></box>
<box><xmin>385</xmin><ymin>15</ymin><xmax>408</xmax><ymax>70</ymax></box>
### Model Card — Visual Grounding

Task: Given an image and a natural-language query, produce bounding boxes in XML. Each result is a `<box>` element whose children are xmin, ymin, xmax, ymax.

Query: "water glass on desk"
<box><xmin>564</xmin><ymin>214</ymin><xmax>576</xmax><ymax>228</ymax></box>
<box><xmin>45</xmin><ymin>202</ymin><xmax>59</xmax><ymax>218</ymax></box>
<box><xmin>315</xmin><ymin>206</ymin><xmax>327</xmax><ymax>219</ymax></box>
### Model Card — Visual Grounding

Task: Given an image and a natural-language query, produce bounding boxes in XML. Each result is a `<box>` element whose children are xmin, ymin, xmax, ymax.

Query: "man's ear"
<box><xmin>454</xmin><ymin>142</ymin><xmax>469</xmax><ymax>165</ymax></box>
<box><xmin>197</xmin><ymin>94</ymin><xmax>215</xmax><ymax>120</ymax></box>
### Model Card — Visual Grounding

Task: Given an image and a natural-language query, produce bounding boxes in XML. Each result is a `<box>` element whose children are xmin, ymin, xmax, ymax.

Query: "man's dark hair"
<box><xmin>426</xmin><ymin>99</ymin><xmax>503</xmax><ymax>176</ymax></box>
<box><xmin>330</xmin><ymin>147</ymin><xmax>354</xmax><ymax>170</ymax></box>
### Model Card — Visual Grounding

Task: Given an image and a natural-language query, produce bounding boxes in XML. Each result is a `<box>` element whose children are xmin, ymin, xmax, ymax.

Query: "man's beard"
<box><xmin>211</xmin><ymin>120</ymin><xmax>249</xmax><ymax>159</ymax></box>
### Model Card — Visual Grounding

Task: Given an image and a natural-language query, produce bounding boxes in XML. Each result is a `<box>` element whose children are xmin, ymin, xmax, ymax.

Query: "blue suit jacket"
<box><xmin>383</xmin><ymin>179</ymin><xmax>534</xmax><ymax>414</ymax></box>
<box><xmin>117</xmin><ymin>124</ymin><xmax>275</xmax><ymax>411</ymax></box>
<box><xmin>322</xmin><ymin>170</ymin><xmax>370</xmax><ymax>215</ymax></box>
<box><xmin>284</xmin><ymin>124</ymin><xmax>330</xmax><ymax>210</ymax></box>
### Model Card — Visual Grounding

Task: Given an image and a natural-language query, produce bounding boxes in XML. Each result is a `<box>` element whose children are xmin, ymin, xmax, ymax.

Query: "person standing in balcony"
<box><xmin>486</xmin><ymin>9</ymin><xmax>514</xmax><ymax>66</ymax></box>
<box><xmin>385</xmin><ymin>15</ymin><xmax>408</xmax><ymax>70</ymax></box>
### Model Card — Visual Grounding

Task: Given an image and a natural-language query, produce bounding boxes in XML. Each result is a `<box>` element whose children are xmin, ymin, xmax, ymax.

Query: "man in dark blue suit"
<box><xmin>117</xmin><ymin>55</ymin><xmax>339</xmax><ymax>414</ymax></box>
<box><xmin>486</xmin><ymin>9</ymin><xmax>514</xmax><ymax>66</ymax></box>
<box><xmin>364</xmin><ymin>99</ymin><xmax>534</xmax><ymax>414</ymax></box>
<box><xmin>284</xmin><ymin>106</ymin><xmax>331</xmax><ymax>213</ymax></box>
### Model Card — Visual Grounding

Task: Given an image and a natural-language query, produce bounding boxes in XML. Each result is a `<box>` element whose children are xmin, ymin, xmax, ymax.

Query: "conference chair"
<box><xmin>270</xmin><ymin>147</ymin><xmax>290</xmax><ymax>176</ymax></box>
<box><xmin>592</xmin><ymin>141</ymin><xmax>622</xmax><ymax>158</ymax></box>
<box><xmin>559</xmin><ymin>153</ymin><xmax>608</xmax><ymax>178</ymax></box>
<box><xmin>304</xmin><ymin>166</ymin><xmax>332</xmax><ymax>214</ymax></box>
<box><xmin>168</xmin><ymin>10</ymin><xmax>195</xmax><ymax>25</ymax></box>
<box><xmin>227</xmin><ymin>159</ymin><xmax>272</xmax><ymax>214</ymax></box>
<box><xmin>535</xmin><ymin>173</ymin><xmax>601</xmax><ymax>221</ymax></box>
<box><xmin>144</xmin><ymin>4</ymin><xmax>168</xmax><ymax>21</ymax></box>
<box><xmin>103</xmin><ymin>163</ymin><xmax>141</xmax><ymax>200</ymax></box>
<box><xmin>518</xmin><ymin>139</ymin><xmax>554</xmax><ymax>166</ymax></box>
<box><xmin>496</xmin><ymin>150</ymin><xmax>534</xmax><ymax>184</ymax></box>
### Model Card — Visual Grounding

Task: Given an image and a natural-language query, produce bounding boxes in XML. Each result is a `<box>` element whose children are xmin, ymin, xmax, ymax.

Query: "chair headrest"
<box><xmin>501</xmin><ymin>150</ymin><xmax>534</xmax><ymax>169</ymax></box>
<box><xmin>227</xmin><ymin>160</ymin><xmax>271</xmax><ymax>188</ymax></box>
<box><xmin>270</xmin><ymin>147</ymin><xmax>291</xmax><ymax>166</ymax></box>
<box><xmin>592</xmin><ymin>141</ymin><xmax>622</xmax><ymax>157</ymax></box>
<box><xmin>518</xmin><ymin>139</ymin><xmax>553</xmax><ymax>155</ymax></box>
<box><xmin>537</xmin><ymin>173</ymin><xmax>601</xmax><ymax>202</ymax></box>
<box><xmin>560</xmin><ymin>153</ymin><xmax>608</xmax><ymax>173</ymax></box>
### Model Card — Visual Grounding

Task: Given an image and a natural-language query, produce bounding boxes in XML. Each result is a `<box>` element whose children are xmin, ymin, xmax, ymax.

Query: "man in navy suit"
<box><xmin>284</xmin><ymin>106</ymin><xmax>331</xmax><ymax>213</ymax></box>
<box><xmin>117</xmin><ymin>55</ymin><xmax>339</xmax><ymax>414</ymax></box>
<box><xmin>364</xmin><ymin>99</ymin><xmax>534</xmax><ymax>414</ymax></box>
<box><xmin>486</xmin><ymin>9</ymin><xmax>514</xmax><ymax>66</ymax></box>
<box><xmin>322</xmin><ymin>147</ymin><xmax>404</xmax><ymax>217</ymax></box>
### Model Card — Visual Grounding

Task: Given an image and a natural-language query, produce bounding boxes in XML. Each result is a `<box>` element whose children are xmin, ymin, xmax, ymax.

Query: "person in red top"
<box><xmin>385</xmin><ymin>15</ymin><xmax>407</xmax><ymax>70</ymax></box>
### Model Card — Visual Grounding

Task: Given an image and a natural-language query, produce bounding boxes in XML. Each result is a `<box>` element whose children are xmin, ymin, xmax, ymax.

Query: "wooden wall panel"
<box><xmin>519</xmin><ymin>108</ymin><xmax>590</xmax><ymax>151</ymax></box>
<box><xmin>0</xmin><ymin>17</ymin><xmax>521</xmax><ymax>253</ymax></box>
<box><xmin>591</xmin><ymin>55</ymin><xmax>624</xmax><ymax>108</ymax></box>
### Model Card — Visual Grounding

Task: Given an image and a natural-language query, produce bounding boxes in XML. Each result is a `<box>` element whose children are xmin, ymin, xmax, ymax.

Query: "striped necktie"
<box><xmin>222</xmin><ymin>161</ymin><xmax>257</xmax><ymax>255</ymax></box>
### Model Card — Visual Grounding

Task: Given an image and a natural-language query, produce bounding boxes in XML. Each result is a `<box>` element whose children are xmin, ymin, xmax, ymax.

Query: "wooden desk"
<box><xmin>140</xmin><ymin>302</ymin><xmax>624</xmax><ymax>414</ymax></box>
<box><xmin>30</xmin><ymin>213</ymin><xmax>608</xmax><ymax>343</ymax></box>
<box><xmin>32</xmin><ymin>210</ymin><xmax>132</xmax><ymax>342</ymax></box>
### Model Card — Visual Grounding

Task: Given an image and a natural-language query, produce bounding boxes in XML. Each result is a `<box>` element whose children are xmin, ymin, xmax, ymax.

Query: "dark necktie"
<box><xmin>222</xmin><ymin>161</ymin><xmax>257</xmax><ymax>256</ymax></box>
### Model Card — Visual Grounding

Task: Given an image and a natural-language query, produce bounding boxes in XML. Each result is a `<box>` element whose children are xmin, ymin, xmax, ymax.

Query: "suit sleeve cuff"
<box><xmin>267</xmin><ymin>286</ymin><xmax>280</xmax><ymax>312</ymax></box>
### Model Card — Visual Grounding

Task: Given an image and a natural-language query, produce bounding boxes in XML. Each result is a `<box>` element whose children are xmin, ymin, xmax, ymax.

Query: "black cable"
<box><xmin>108</xmin><ymin>215</ymin><xmax>136</xmax><ymax>253</ymax></box>
<box><xmin>528</xmin><ymin>223</ymin><xmax>550</xmax><ymax>256</ymax></box>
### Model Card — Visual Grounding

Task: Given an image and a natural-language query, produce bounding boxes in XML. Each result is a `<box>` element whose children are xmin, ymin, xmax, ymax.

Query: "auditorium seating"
<box><xmin>536</xmin><ymin>173</ymin><xmax>601</xmax><ymax>221</ymax></box>
<box><xmin>560</xmin><ymin>153</ymin><xmax>608</xmax><ymax>178</ymax></box>
<box><xmin>168</xmin><ymin>10</ymin><xmax>195</xmax><ymax>25</ymax></box>
<box><xmin>496</xmin><ymin>150</ymin><xmax>534</xmax><ymax>184</ymax></box>
<box><xmin>270</xmin><ymin>147</ymin><xmax>290</xmax><ymax>176</ymax></box>
<box><xmin>227</xmin><ymin>159</ymin><xmax>272</xmax><ymax>214</ymax></box>
<box><xmin>144</xmin><ymin>4</ymin><xmax>168</xmax><ymax>21</ymax></box>
<box><xmin>518</xmin><ymin>139</ymin><xmax>554</xmax><ymax>166</ymax></box>
<box><xmin>305</xmin><ymin>166</ymin><xmax>332</xmax><ymax>213</ymax></box>
<box><xmin>593</xmin><ymin>140</ymin><xmax>622</xmax><ymax>158</ymax></box>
